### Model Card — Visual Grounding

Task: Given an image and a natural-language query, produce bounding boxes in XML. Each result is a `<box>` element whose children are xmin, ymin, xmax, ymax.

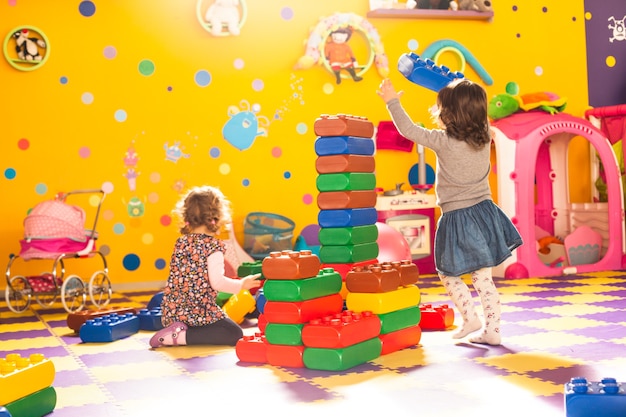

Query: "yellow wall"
<box><xmin>1</xmin><ymin>0</ymin><xmax>592</xmax><ymax>289</ymax></box>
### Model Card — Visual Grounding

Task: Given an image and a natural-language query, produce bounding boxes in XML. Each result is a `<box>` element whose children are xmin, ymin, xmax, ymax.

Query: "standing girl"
<box><xmin>377</xmin><ymin>78</ymin><xmax>522</xmax><ymax>345</ymax></box>
<box><xmin>150</xmin><ymin>185</ymin><xmax>261</xmax><ymax>348</ymax></box>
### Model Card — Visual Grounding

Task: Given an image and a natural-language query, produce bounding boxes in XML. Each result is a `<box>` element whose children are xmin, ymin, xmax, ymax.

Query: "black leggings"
<box><xmin>185</xmin><ymin>317</ymin><xmax>243</xmax><ymax>346</ymax></box>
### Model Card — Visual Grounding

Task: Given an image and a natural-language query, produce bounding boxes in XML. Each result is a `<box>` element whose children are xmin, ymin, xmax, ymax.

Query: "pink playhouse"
<box><xmin>491</xmin><ymin>111</ymin><xmax>626</xmax><ymax>278</ymax></box>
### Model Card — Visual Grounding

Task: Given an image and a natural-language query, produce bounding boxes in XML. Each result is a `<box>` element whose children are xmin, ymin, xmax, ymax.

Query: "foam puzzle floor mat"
<box><xmin>2</xmin><ymin>272</ymin><xmax>626</xmax><ymax>417</ymax></box>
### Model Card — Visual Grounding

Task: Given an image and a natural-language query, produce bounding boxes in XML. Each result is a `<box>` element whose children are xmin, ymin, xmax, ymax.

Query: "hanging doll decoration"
<box><xmin>324</xmin><ymin>26</ymin><xmax>363</xmax><ymax>84</ymax></box>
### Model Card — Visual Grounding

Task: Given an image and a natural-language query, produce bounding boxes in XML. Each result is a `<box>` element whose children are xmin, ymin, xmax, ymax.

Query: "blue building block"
<box><xmin>315</xmin><ymin>136</ymin><xmax>375</xmax><ymax>156</ymax></box>
<box><xmin>138</xmin><ymin>308</ymin><xmax>164</xmax><ymax>331</ymax></box>
<box><xmin>398</xmin><ymin>52</ymin><xmax>464</xmax><ymax>92</ymax></box>
<box><xmin>565</xmin><ymin>377</ymin><xmax>626</xmax><ymax>417</ymax></box>
<box><xmin>255</xmin><ymin>288</ymin><xmax>267</xmax><ymax>314</ymax></box>
<box><xmin>318</xmin><ymin>208</ymin><xmax>378</xmax><ymax>228</ymax></box>
<box><xmin>0</xmin><ymin>407</ymin><xmax>10</xmax><ymax>417</ymax></box>
<box><xmin>147</xmin><ymin>291</ymin><xmax>163</xmax><ymax>310</ymax></box>
<box><xmin>79</xmin><ymin>313</ymin><xmax>140</xmax><ymax>343</ymax></box>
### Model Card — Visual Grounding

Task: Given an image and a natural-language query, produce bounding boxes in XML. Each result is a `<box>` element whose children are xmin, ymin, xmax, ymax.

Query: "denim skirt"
<box><xmin>434</xmin><ymin>199</ymin><xmax>523</xmax><ymax>276</ymax></box>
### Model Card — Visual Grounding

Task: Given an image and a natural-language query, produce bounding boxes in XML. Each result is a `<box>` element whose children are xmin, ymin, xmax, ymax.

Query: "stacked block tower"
<box><xmin>313</xmin><ymin>114</ymin><xmax>379</xmax><ymax>284</ymax></box>
<box><xmin>0</xmin><ymin>353</ymin><xmax>57</xmax><ymax>417</ymax></box>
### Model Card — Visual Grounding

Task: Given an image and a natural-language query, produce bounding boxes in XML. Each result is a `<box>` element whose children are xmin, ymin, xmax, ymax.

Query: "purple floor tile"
<box><xmin>55</xmin><ymin>368</ymin><xmax>96</xmax><ymax>387</ymax></box>
<box><xmin>175</xmin><ymin>352</ymin><xmax>238</xmax><ymax>373</ymax></box>
<box><xmin>507</xmin><ymin>299</ymin><xmax>567</xmax><ymax>309</ymax></box>
<box><xmin>79</xmin><ymin>349</ymin><xmax>156</xmax><ymax>367</ymax></box>
<box><xmin>0</xmin><ymin>345</ymin><xmax>70</xmax><ymax>359</ymax></box>
<box><xmin>546</xmin><ymin>341</ymin><xmax>625</xmax><ymax>361</ymax></box>
<box><xmin>503</xmin><ymin>309</ymin><xmax>560</xmax><ymax>322</ymax></box>
<box><xmin>579</xmin><ymin>310</ymin><xmax>626</xmax><ymax>324</ymax></box>
<box><xmin>563</xmin><ymin>323</ymin><xmax>626</xmax><ymax>340</ymax></box>
<box><xmin>517</xmin><ymin>290</ymin><xmax>575</xmax><ymax>298</ymax></box>
<box><xmin>0</xmin><ymin>328</ymin><xmax>52</xmax><ymax>340</ymax></box>
<box><xmin>0</xmin><ymin>315</ymin><xmax>40</xmax><ymax>325</ymax></box>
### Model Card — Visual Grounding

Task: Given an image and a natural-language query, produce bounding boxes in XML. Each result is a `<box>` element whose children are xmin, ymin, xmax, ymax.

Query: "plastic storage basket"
<box><xmin>243</xmin><ymin>212</ymin><xmax>295</xmax><ymax>260</ymax></box>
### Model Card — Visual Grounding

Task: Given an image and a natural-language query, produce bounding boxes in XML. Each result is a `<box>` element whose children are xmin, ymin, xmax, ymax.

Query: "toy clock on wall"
<box><xmin>3</xmin><ymin>26</ymin><xmax>49</xmax><ymax>71</ymax></box>
<box><xmin>196</xmin><ymin>0</ymin><xmax>247</xmax><ymax>37</ymax></box>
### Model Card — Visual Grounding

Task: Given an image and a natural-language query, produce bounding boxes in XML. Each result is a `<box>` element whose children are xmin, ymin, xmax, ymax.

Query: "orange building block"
<box><xmin>419</xmin><ymin>304</ymin><xmax>455</xmax><ymax>330</ymax></box>
<box><xmin>317</xmin><ymin>190</ymin><xmax>378</xmax><ymax>210</ymax></box>
<box><xmin>390</xmin><ymin>260</ymin><xmax>420</xmax><ymax>286</ymax></box>
<box><xmin>313</xmin><ymin>114</ymin><xmax>375</xmax><ymax>138</ymax></box>
<box><xmin>0</xmin><ymin>353</ymin><xmax>55</xmax><ymax>405</ymax></box>
<box><xmin>315</xmin><ymin>155</ymin><xmax>376</xmax><ymax>174</ymax></box>
<box><xmin>379</xmin><ymin>324</ymin><xmax>422</xmax><ymax>355</ymax></box>
<box><xmin>302</xmin><ymin>310</ymin><xmax>381</xmax><ymax>349</ymax></box>
<box><xmin>345</xmin><ymin>263</ymin><xmax>401</xmax><ymax>293</ymax></box>
<box><xmin>263</xmin><ymin>293</ymin><xmax>344</xmax><ymax>324</ymax></box>
<box><xmin>262</xmin><ymin>250</ymin><xmax>321</xmax><ymax>280</ymax></box>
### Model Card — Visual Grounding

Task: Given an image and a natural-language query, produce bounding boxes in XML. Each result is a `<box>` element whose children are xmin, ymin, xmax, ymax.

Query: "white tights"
<box><xmin>438</xmin><ymin>268</ymin><xmax>501</xmax><ymax>345</ymax></box>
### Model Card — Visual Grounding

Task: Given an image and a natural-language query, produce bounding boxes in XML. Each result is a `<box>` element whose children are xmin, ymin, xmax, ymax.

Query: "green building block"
<box><xmin>378</xmin><ymin>305</ymin><xmax>422</xmax><ymax>334</ymax></box>
<box><xmin>319</xmin><ymin>242</ymin><xmax>379</xmax><ymax>263</ymax></box>
<box><xmin>318</xmin><ymin>225</ymin><xmax>378</xmax><ymax>246</ymax></box>
<box><xmin>5</xmin><ymin>386</ymin><xmax>56</xmax><ymax>417</ymax></box>
<box><xmin>264</xmin><ymin>323</ymin><xmax>305</xmax><ymax>346</ymax></box>
<box><xmin>316</xmin><ymin>173</ymin><xmax>376</xmax><ymax>192</ymax></box>
<box><xmin>263</xmin><ymin>268</ymin><xmax>342</xmax><ymax>302</ymax></box>
<box><xmin>303</xmin><ymin>337</ymin><xmax>382</xmax><ymax>371</ymax></box>
<box><xmin>237</xmin><ymin>260</ymin><xmax>264</xmax><ymax>278</ymax></box>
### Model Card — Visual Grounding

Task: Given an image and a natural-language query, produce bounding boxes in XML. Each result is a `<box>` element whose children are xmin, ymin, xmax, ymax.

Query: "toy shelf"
<box><xmin>366</xmin><ymin>9</ymin><xmax>493</xmax><ymax>20</ymax></box>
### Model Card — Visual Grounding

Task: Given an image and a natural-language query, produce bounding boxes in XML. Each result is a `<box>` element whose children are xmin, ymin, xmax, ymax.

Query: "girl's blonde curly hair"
<box><xmin>173</xmin><ymin>185</ymin><xmax>232</xmax><ymax>234</ymax></box>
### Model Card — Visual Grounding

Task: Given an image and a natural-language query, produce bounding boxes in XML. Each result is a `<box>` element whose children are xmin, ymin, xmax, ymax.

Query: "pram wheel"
<box><xmin>89</xmin><ymin>270</ymin><xmax>112</xmax><ymax>308</ymax></box>
<box><xmin>61</xmin><ymin>275</ymin><xmax>87</xmax><ymax>313</ymax></box>
<box><xmin>5</xmin><ymin>275</ymin><xmax>31</xmax><ymax>313</ymax></box>
<box><xmin>35</xmin><ymin>272</ymin><xmax>59</xmax><ymax>307</ymax></box>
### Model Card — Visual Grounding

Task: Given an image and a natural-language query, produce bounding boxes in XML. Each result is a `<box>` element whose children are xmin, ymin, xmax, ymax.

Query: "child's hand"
<box><xmin>241</xmin><ymin>273</ymin><xmax>262</xmax><ymax>290</ymax></box>
<box><xmin>377</xmin><ymin>79</ymin><xmax>403</xmax><ymax>103</ymax></box>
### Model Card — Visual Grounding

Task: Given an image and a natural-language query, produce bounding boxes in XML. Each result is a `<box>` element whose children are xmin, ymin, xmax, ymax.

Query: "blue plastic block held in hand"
<box><xmin>565</xmin><ymin>377</ymin><xmax>626</xmax><ymax>417</ymax></box>
<box><xmin>398</xmin><ymin>52</ymin><xmax>464</xmax><ymax>92</ymax></box>
<box><xmin>79</xmin><ymin>313</ymin><xmax>140</xmax><ymax>343</ymax></box>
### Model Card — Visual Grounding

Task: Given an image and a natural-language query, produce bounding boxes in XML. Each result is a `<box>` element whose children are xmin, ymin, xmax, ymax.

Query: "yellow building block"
<box><xmin>0</xmin><ymin>353</ymin><xmax>55</xmax><ymax>405</ymax></box>
<box><xmin>346</xmin><ymin>285</ymin><xmax>421</xmax><ymax>315</ymax></box>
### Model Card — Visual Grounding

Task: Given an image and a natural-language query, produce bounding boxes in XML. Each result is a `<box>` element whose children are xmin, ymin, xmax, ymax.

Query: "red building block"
<box><xmin>257</xmin><ymin>313</ymin><xmax>268</xmax><ymax>332</ymax></box>
<box><xmin>419</xmin><ymin>304</ymin><xmax>455</xmax><ymax>330</ymax></box>
<box><xmin>266</xmin><ymin>344</ymin><xmax>305</xmax><ymax>368</ymax></box>
<box><xmin>302</xmin><ymin>310</ymin><xmax>381</xmax><ymax>349</ymax></box>
<box><xmin>235</xmin><ymin>333</ymin><xmax>269</xmax><ymax>364</ymax></box>
<box><xmin>345</xmin><ymin>263</ymin><xmax>401</xmax><ymax>293</ymax></box>
<box><xmin>263</xmin><ymin>293</ymin><xmax>344</xmax><ymax>324</ymax></box>
<box><xmin>379</xmin><ymin>324</ymin><xmax>422</xmax><ymax>355</ymax></box>
<box><xmin>67</xmin><ymin>307</ymin><xmax>138</xmax><ymax>332</ymax></box>
<box><xmin>317</xmin><ymin>190</ymin><xmax>378</xmax><ymax>210</ymax></box>
<box><xmin>313</xmin><ymin>114</ymin><xmax>375</xmax><ymax>138</ymax></box>
<box><xmin>315</xmin><ymin>155</ymin><xmax>376</xmax><ymax>174</ymax></box>
<box><xmin>262</xmin><ymin>250</ymin><xmax>321</xmax><ymax>280</ymax></box>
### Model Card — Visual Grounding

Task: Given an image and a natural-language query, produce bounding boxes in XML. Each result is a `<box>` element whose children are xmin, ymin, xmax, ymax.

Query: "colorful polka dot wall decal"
<box><xmin>123</xmin><ymin>253</ymin><xmax>141</xmax><ymax>271</ymax></box>
<box><xmin>4</xmin><ymin>168</ymin><xmax>16</xmax><ymax>180</ymax></box>
<box><xmin>78</xmin><ymin>1</ymin><xmax>96</xmax><ymax>17</ymax></box>
<box><xmin>195</xmin><ymin>70</ymin><xmax>211</xmax><ymax>87</ymax></box>
<box><xmin>138</xmin><ymin>59</ymin><xmax>155</xmax><ymax>76</ymax></box>
<box><xmin>103</xmin><ymin>46</ymin><xmax>116</xmax><ymax>59</ymax></box>
<box><xmin>155</xmin><ymin>258</ymin><xmax>166</xmax><ymax>270</ymax></box>
<box><xmin>18</xmin><ymin>138</ymin><xmax>29</xmax><ymax>150</ymax></box>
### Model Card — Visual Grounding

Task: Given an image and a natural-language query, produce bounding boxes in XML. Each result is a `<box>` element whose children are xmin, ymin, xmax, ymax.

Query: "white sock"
<box><xmin>438</xmin><ymin>274</ymin><xmax>481</xmax><ymax>339</ymax></box>
<box><xmin>468</xmin><ymin>268</ymin><xmax>501</xmax><ymax>346</ymax></box>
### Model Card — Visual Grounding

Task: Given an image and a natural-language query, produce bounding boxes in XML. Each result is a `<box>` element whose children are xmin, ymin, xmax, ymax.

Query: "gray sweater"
<box><xmin>386</xmin><ymin>98</ymin><xmax>492</xmax><ymax>213</ymax></box>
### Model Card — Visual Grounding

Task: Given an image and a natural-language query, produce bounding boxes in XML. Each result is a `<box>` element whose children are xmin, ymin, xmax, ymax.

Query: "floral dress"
<box><xmin>161</xmin><ymin>234</ymin><xmax>226</xmax><ymax>327</ymax></box>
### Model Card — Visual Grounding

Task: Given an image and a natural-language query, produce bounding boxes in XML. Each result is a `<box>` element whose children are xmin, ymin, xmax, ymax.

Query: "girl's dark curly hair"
<box><xmin>433</xmin><ymin>79</ymin><xmax>491</xmax><ymax>150</ymax></box>
<box><xmin>173</xmin><ymin>185</ymin><xmax>232</xmax><ymax>234</ymax></box>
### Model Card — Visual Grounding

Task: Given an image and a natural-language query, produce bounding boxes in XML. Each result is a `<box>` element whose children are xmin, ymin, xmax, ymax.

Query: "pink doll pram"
<box><xmin>4</xmin><ymin>189</ymin><xmax>112</xmax><ymax>314</ymax></box>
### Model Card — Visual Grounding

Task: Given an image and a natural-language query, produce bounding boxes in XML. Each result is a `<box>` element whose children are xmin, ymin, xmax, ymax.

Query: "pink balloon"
<box><xmin>376</xmin><ymin>222</ymin><xmax>412</xmax><ymax>263</ymax></box>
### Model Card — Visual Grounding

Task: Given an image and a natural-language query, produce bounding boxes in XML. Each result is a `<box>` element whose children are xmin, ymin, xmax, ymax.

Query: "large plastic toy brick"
<box><xmin>390</xmin><ymin>260</ymin><xmax>420</xmax><ymax>287</ymax></box>
<box><xmin>79</xmin><ymin>313</ymin><xmax>140</xmax><ymax>343</ymax></box>
<box><xmin>316</xmin><ymin>172</ymin><xmax>376</xmax><ymax>193</ymax></box>
<box><xmin>5</xmin><ymin>386</ymin><xmax>56</xmax><ymax>417</ymax></box>
<box><xmin>67</xmin><ymin>307</ymin><xmax>138</xmax><ymax>332</ymax></box>
<box><xmin>318</xmin><ymin>207</ymin><xmax>378</xmax><ymax>228</ymax></box>
<box><xmin>318</xmin><ymin>225</ymin><xmax>378</xmax><ymax>246</ymax></box>
<box><xmin>266</xmin><ymin>344</ymin><xmax>305</xmax><ymax>368</ymax></box>
<box><xmin>264</xmin><ymin>323</ymin><xmax>305</xmax><ymax>346</ymax></box>
<box><xmin>138</xmin><ymin>308</ymin><xmax>164</xmax><ymax>331</ymax></box>
<box><xmin>303</xmin><ymin>336</ymin><xmax>382</xmax><ymax>371</ymax></box>
<box><xmin>319</xmin><ymin>242</ymin><xmax>379</xmax><ymax>264</ymax></box>
<box><xmin>419</xmin><ymin>304</ymin><xmax>454</xmax><ymax>330</ymax></box>
<box><xmin>261</xmin><ymin>250</ymin><xmax>321</xmax><ymax>280</ymax></box>
<box><xmin>397</xmin><ymin>52</ymin><xmax>465</xmax><ymax>92</ymax></box>
<box><xmin>565</xmin><ymin>377</ymin><xmax>626</xmax><ymax>417</ymax></box>
<box><xmin>147</xmin><ymin>291</ymin><xmax>163</xmax><ymax>310</ymax></box>
<box><xmin>314</xmin><ymin>135</ymin><xmax>375</xmax><ymax>156</ymax></box>
<box><xmin>317</xmin><ymin>190</ymin><xmax>377</xmax><ymax>210</ymax></box>
<box><xmin>263</xmin><ymin>293</ymin><xmax>344</xmax><ymax>324</ymax></box>
<box><xmin>0</xmin><ymin>353</ymin><xmax>55</xmax><ymax>405</ymax></box>
<box><xmin>237</xmin><ymin>260</ymin><xmax>264</xmax><ymax>278</ymax></box>
<box><xmin>263</xmin><ymin>268</ymin><xmax>342</xmax><ymax>302</ymax></box>
<box><xmin>235</xmin><ymin>333</ymin><xmax>269</xmax><ymax>364</ymax></box>
<box><xmin>223</xmin><ymin>290</ymin><xmax>256</xmax><ymax>324</ymax></box>
<box><xmin>255</xmin><ymin>288</ymin><xmax>267</xmax><ymax>314</ymax></box>
<box><xmin>345</xmin><ymin>263</ymin><xmax>401</xmax><ymax>293</ymax></box>
<box><xmin>302</xmin><ymin>310</ymin><xmax>381</xmax><ymax>349</ymax></box>
<box><xmin>346</xmin><ymin>285</ymin><xmax>421</xmax><ymax>315</ymax></box>
<box><xmin>378</xmin><ymin>305</ymin><xmax>421</xmax><ymax>334</ymax></box>
<box><xmin>0</xmin><ymin>407</ymin><xmax>9</xmax><ymax>417</ymax></box>
<box><xmin>314</xmin><ymin>114</ymin><xmax>375</xmax><ymax>138</ymax></box>
<box><xmin>316</xmin><ymin>154</ymin><xmax>376</xmax><ymax>174</ymax></box>
<box><xmin>379</xmin><ymin>324</ymin><xmax>422</xmax><ymax>355</ymax></box>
